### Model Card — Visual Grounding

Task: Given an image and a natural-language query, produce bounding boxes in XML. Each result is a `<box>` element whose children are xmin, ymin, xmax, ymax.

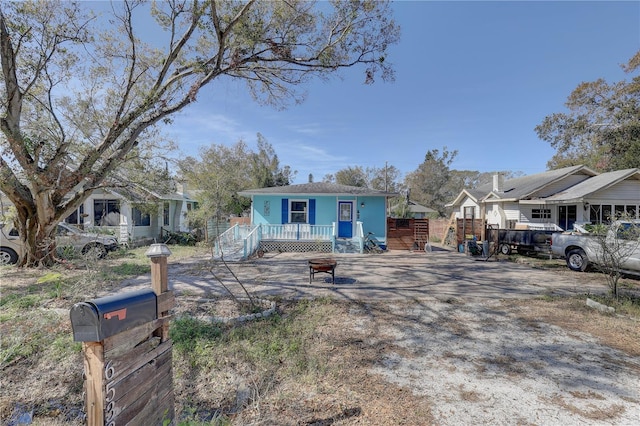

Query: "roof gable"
<box><xmin>446</xmin><ymin>189</ymin><xmax>479</xmax><ymax>207</ymax></box>
<box><xmin>544</xmin><ymin>168</ymin><xmax>640</xmax><ymax>202</ymax></box>
<box><xmin>476</xmin><ymin>165</ymin><xmax>597</xmax><ymax>201</ymax></box>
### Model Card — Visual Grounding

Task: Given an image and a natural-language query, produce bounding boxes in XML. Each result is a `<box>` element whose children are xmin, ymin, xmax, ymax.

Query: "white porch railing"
<box><xmin>214</xmin><ymin>224</ymin><xmax>255</xmax><ymax>259</ymax></box>
<box><xmin>261</xmin><ymin>223</ymin><xmax>335</xmax><ymax>241</ymax></box>
<box><xmin>215</xmin><ymin>223</ymin><xmax>337</xmax><ymax>259</ymax></box>
<box><xmin>355</xmin><ymin>221</ymin><xmax>365</xmax><ymax>253</ymax></box>
<box><xmin>243</xmin><ymin>225</ymin><xmax>261</xmax><ymax>259</ymax></box>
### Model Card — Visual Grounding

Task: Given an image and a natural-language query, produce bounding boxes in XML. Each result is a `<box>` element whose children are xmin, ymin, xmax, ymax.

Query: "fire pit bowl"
<box><xmin>308</xmin><ymin>258</ymin><xmax>337</xmax><ymax>284</ymax></box>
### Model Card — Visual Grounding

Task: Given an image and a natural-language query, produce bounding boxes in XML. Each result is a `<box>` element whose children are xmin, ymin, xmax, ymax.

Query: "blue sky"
<box><xmin>165</xmin><ymin>1</ymin><xmax>640</xmax><ymax>184</ymax></box>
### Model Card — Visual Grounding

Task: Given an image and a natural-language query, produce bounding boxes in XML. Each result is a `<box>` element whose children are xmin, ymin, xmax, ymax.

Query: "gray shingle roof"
<box><xmin>238</xmin><ymin>182</ymin><xmax>398</xmax><ymax>197</ymax></box>
<box><xmin>543</xmin><ymin>168</ymin><xmax>640</xmax><ymax>202</ymax></box>
<box><xmin>478</xmin><ymin>165</ymin><xmax>597</xmax><ymax>201</ymax></box>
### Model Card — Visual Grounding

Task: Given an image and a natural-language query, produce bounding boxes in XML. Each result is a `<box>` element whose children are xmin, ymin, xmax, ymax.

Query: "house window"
<box><xmin>132</xmin><ymin>207</ymin><xmax>151</xmax><ymax>226</ymax></box>
<box><xmin>589</xmin><ymin>204</ymin><xmax>601</xmax><ymax>223</ymax></box>
<box><xmin>163</xmin><ymin>202</ymin><xmax>170</xmax><ymax>226</ymax></box>
<box><xmin>290</xmin><ymin>200</ymin><xmax>307</xmax><ymax>223</ymax></box>
<box><xmin>94</xmin><ymin>199</ymin><xmax>120</xmax><ymax>226</ymax></box>
<box><xmin>340</xmin><ymin>203</ymin><xmax>352</xmax><ymax>221</ymax></box>
<box><xmin>65</xmin><ymin>204</ymin><xmax>85</xmax><ymax>225</ymax></box>
<box><xmin>531</xmin><ymin>209</ymin><xmax>551</xmax><ymax>219</ymax></box>
<box><xmin>264</xmin><ymin>201</ymin><xmax>270</xmax><ymax>217</ymax></box>
<box><xmin>463</xmin><ymin>206</ymin><xmax>475</xmax><ymax>219</ymax></box>
<box><xmin>590</xmin><ymin>204</ymin><xmax>640</xmax><ymax>223</ymax></box>
<box><xmin>590</xmin><ymin>204</ymin><xmax>616</xmax><ymax>224</ymax></box>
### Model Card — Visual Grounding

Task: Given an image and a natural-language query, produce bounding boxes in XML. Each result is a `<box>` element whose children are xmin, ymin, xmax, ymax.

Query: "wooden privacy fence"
<box><xmin>70</xmin><ymin>244</ymin><xmax>175</xmax><ymax>426</ymax></box>
<box><xmin>386</xmin><ymin>218</ymin><xmax>430</xmax><ymax>250</ymax></box>
<box><xmin>456</xmin><ymin>218</ymin><xmax>485</xmax><ymax>246</ymax></box>
<box><xmin>439</xmin><ymin>217</ymin><xmax>486</xmax><ymax>250</ymax></box>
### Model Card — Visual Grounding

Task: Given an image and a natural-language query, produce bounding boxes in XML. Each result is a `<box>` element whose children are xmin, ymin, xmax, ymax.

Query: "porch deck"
<box><xmin>215</xmin><ymin>223</ymin><xmax>365</xmax><ymax>259</ymax></box>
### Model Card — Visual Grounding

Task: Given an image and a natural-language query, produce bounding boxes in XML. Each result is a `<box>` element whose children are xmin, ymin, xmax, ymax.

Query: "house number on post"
<box><xmin>104</xmin><ymin>360</ymin><xmax>116</xmax><ymax>425</ymax></box>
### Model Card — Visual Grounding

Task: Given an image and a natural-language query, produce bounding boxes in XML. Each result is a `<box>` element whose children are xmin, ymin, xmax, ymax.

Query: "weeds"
<box><xmin>37</xmin><ymin>272</ymin><xmax>64</xmax><ymax>298</ymax></box>
<box><xmin>103</xmin><ymin>262</ymin><xmax>151</xmax><ymax>277</ymax></box>
<box><xmin>0</xmin><ymin>307</ymin><xmax>67</xmax><ymax>369</ymax></box>
<box><xmin>51</xmin><ymin>336</ymin><xmax>82</xmax><ymax>360</ymax></box>
<box><xmin>171</xmin><ymin>298</ymin><xmax>336</xmax><ymax>421</ymax></box>
<box><xmin>171</xmin><ymin>316</ymin><xmax>223</xmax><ymax>353</ymax></box>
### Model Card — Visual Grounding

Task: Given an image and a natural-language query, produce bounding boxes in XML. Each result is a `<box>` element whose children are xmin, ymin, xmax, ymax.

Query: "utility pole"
<box><xmin>384</xmin><ymin>161</ymin><xmax>388</xmax><ymax>192</ymax></box>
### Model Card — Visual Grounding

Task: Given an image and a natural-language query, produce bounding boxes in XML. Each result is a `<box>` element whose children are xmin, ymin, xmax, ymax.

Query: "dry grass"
<box><xmin>2</xmin><ymin>248</ymin><xmax>640</xmax><ymax>425</ymax></box>
<box><xmin>505</xmin><ymin>297</ymin><xmax>640</xmax><ymax>357</ymax></box>
<box><xmin>542</xmin><ymin>395</ymin><xmax>626</xmax><ymax>421</ymax></box>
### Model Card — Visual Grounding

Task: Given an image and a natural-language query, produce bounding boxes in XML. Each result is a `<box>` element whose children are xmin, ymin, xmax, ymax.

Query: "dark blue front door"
<box><xmin>338</xmin><ymin>201</ymin><xmax>353</xmax><ymax>238</ymax></box>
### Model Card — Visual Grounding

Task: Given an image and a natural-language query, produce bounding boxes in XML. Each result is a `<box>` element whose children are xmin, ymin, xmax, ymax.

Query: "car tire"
<box><xmin>566</xmin><ymin>248</ymin><xmax>589</xmax><ymax>272</ymax></box>
<box><xmin>0</xmin><ymin>247</ymin><xmax>19</xmax><ymax>265</ymax></box>
<box><xmin>499</xmin><ymin>244</ymin><xmax>511</xmax><ymax>255</ymax></box>
<box><xmin>82</xmin><ymin>243</ymin><xmax>107</xmax><ymax>260</ymax></box>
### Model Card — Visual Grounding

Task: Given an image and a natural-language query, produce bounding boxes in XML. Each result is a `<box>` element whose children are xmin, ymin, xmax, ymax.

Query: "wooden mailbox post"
<box><xmin>73</xmin><ymin>244</ymin><xmax>175</xmax><ymax>426</ymax></box>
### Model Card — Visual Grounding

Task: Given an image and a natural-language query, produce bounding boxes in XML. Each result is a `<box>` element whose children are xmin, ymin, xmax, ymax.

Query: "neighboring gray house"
<box><xmin>390</xmin><ymin>199</ymin><xmax>437</xmax><ymax>219</ymax></box>
<box><xmin>405</xmin><ymin>200</ymin><xmax>437</xmax><ymax>219</ymax></box>
<box><xmin>1</xmin><ymin>182</ymin><xmax>197</xmax><ymax>246</ymax></box>
<box><xmin>447</xmin><ymin>165</ymin><xmax>640</xmax><ymax>231</ymax></box>
<box><xmin>78</xmin><ymin>183</ymin><xmax>197</xmax><ymax>245</ymax></box>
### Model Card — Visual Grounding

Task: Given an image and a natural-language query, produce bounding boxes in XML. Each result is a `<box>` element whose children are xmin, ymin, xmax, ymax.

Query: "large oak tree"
<box><xmin>535</xmin><ymin>50</ymin><xmax>640</xmax><ymax>172</ymax></box>
<box><xmin>0</xmin><ymin>0</ymin><xmax>399</xmax><ymax>266</ymax></box>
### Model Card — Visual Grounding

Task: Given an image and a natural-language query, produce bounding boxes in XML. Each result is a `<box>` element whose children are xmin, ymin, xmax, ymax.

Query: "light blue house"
<box><xmin>218</xmin><ymin>182</ymin><xmax>397</xmax><ymax>257</ymax></box>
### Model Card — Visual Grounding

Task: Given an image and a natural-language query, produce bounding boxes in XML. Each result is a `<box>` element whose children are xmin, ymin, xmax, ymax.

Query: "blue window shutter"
<box><xmin>281</xmin><ymin>198</ymin><xmax>288</xmax><ymax>223</ymax></box>
<box><xmin>309</xmin><ymin>199</ymin><xmax>316</xmax><ymax>224</ymax></box>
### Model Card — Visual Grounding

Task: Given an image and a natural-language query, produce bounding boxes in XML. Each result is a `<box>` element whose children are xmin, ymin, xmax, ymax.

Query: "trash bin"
<box><xmin>482</xmin><ymin>241</ymin><xmax>489</xmax><ymax>257</ymax></box>
<box><xmin>70</xmin><ymin>288</ymin><xmax>157</xmax><ymax>342</ymax></box>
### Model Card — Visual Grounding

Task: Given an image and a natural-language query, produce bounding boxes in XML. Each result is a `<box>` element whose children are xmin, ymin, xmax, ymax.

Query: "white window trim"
<box><xmin>531</xmin><ymin>208</ymin><xmax>551</xmax><ymax>219</ymax></box>
<box><xmin>289</xmin><ymin>199</ymin><xmax>308</xmax><ymax>224</ymax></box>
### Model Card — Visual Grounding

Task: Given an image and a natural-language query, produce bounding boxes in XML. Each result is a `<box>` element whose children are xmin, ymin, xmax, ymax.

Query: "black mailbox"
<box><xmin>70</xmin><ymin>288</ymin><xmax>157</xmax><ymax>342</ymax></box>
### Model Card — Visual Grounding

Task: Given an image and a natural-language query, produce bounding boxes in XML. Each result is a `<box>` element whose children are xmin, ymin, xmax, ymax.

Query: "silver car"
<box><xmin>0</xmin><ymin>222</ymin><xmax>119</xmax><ymax>265</ymax></box>
<box><xmin>0</xmin><ymin>224</ymin><xmax>23</xmax><ymax>265</ymax></box>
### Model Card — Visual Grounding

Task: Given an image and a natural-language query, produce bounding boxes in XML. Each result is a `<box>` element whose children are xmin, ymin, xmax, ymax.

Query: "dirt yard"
<box><xmin>1</xmin><ymin>247</ymin><xmax>639</xmax><ymax>425</ymax></box>
<box><xmin>120</xmin><ymin>248</ymin><xmax>640</xmax><ymax>424</ymax></box>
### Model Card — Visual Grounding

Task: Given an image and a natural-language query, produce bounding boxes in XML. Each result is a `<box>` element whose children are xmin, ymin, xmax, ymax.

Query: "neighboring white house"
<box><xmin>447</xmin><ymin>165</ymin><xmax>640</xmax><ymax>231</ymax></box>
<box><xmin>1</xmin><ymin>182</ymin><xmax>197</xmax><ymax>246</ymax></box>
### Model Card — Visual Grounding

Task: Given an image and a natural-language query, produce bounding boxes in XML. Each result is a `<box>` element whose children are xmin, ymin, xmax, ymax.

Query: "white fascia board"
<box><xmin>481</xmin><ymin>197</ymin><xmax>518</xmax><ymax>203</ymax></box>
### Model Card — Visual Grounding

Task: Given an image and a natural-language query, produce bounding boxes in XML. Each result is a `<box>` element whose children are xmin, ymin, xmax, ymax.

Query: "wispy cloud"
<box><xmin>284</xmin><ymin>122</ymin><xmax>325</xmax><ymax>136</ymax></box>
<box><xmin>273</xmin><ymin>139</ymin><xmax>353</xmax><ymax>181</ymax></box>
<box><xmin>166</xmin><ymin>112</ymin><xmax>256</xmax><ymax>155</ymax></box>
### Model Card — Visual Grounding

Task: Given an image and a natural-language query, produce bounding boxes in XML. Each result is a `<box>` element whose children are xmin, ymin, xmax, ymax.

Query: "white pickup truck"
<box><xmin>550</xmin><ymin>220</ymin><xmax>640</xmax><ymax>275</ymax></box>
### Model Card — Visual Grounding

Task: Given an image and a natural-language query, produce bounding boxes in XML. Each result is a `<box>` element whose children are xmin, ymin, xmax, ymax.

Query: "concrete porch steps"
<box><xmin>335</xmin><ymin>238</ymin><xmax>360</xmax><ymax>254</ymax></box>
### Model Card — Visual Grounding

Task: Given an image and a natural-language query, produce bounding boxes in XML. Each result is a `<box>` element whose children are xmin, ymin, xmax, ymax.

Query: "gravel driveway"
<box><xmin>127</xmin><ymin>247</ymin><xmax>612</xmax><ymax>301</ymax></box>
<box><xmin>122</xmin><ymin>247</ymin><xmax>640</xmax><ymax>425</ymax></box>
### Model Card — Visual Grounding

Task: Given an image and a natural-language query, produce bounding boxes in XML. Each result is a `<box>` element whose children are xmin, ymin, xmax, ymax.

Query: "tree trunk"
<box><xmin>14</xmin><ymin>192</ymin><xmax>60</xmax><ymax>267</ymax></box>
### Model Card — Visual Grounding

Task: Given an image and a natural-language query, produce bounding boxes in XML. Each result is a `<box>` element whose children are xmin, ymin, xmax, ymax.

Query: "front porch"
<box><xmin>215</xmin><ymin>222</ymin><xmax>371</xmax><ymax>260</ymax></box>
